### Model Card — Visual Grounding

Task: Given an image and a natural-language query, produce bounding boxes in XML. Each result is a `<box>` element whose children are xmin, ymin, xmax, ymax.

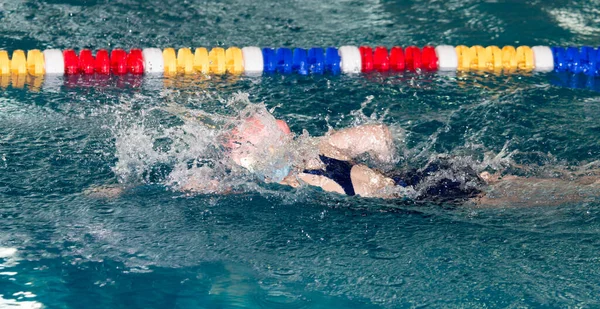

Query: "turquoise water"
<box><xmin>2</xmin><ymin>0</ymin><xmax>600</xmax><ymax>308</ymax></box>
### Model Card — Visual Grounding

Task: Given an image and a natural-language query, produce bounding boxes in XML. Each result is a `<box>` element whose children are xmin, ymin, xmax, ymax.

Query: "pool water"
<box><xmin>2</xmin><ymin>0</ymin><xmax>600</xmax><ymax>308</ymax></box>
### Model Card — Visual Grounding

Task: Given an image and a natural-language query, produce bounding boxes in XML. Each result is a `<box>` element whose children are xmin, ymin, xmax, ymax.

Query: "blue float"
<box><xmin>325</xmin><ymin>47</ymin><xmax>341</xmax><ymax>74</ymax></box>
<box><xmin>276</xmin><ymin>48</ymin><xmax>293</xmax><ymax>74</ymax></box>
<box><xmin>566</xmin><ymin>47</ymin><xmax>582</xmax><ymax>74</ymax></box>
<box><xmin>308</xmin><ymin>48</ymin><xmax>325</xmax><ymax>74</ymax></box>
<box><xmin>262</xmin><ymin>48</ymin><xmax>277</xmax><ymax>73</ymax></box>
<box><xmin>292</xmin><ymin>48</ymin><xmax>309</xmax><ymax>75</ymax></box>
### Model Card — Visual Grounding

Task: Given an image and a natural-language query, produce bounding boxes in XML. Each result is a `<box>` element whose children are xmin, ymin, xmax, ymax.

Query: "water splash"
<box><xmin>0</xmin><ymin>248</ymin><xmax>43</xmax><ymax>309</ymax></box>
<box><xmin>111</xmin><ymin>93</ymin><xmax>315</xmax><ymax>195</ymax></box>
<box><xmin>108</xmin><ymin>91</ymin><xmax>521</xmax><ymax>200</ymax></box>
<box><xmin>0</xmin><ymin>295</ymin><xmax>42</xmax><ymax>309</ymax></box>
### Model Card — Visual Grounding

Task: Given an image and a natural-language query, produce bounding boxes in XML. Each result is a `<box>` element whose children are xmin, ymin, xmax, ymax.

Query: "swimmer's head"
<box><xmin>276</xmin><ymin>119</ymin><xmax>291</xmax><ymax>135</ymax></box>
<box><xmin>224</xmin><ymin>116</ymin><xmax>292</xmax><ymax>150</ymax></box>
<box><xmin>223</xmin><ymin>115</ymin><xmax>293</xmax><ymax>178</ymax></box>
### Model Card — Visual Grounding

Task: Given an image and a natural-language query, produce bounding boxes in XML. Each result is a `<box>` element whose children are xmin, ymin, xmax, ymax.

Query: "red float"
<box><xmin>421</xmin><ymin>46</ymin><xmax>438</xmax><ymax>71</ymax></box>
<box><xmin>358</xmin><ymin>46</ymin><xmax>374</xmax><ymax>73</ymax></box>
<box><xmin>78</xmin><ymin>49</ymin><xmax>95</xmax><ymax>74</ymax></box>
<box><xmin>110</xmin><ymin>49</ymin><xmax>128</xmax><ymax>75</ymax></box>
<box><xmin>389</xmin><ymin>47</ymin><xmax>405</xmax><ymax>71</ymax></box>
<box><xmin>95</xmin><ymin>49</ymin><xmax>110</xmax><ymax>74</ymax></box>
<box><xmin>127</xmin><ymin>49</ymin><xmax>144</xmax><ymax>74</ymax></box>
<box><xmin>405</xmin><ymin>46</ymin><xmax>422</xmax><ymax>71</ymax></box>
<box><xmin>373</xmin><ymin>46</ymin><xmax>390</xmax><ymax>72</ymax></box>
<box><xmin>63</xmin><ymin>49</ymin><xmax>79</xmax><ymax>75</ymax></box>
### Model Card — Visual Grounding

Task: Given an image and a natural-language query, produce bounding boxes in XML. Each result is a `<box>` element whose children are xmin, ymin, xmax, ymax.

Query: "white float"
<box><xmin>241</xmin><ymin>47</ymin><xmax>264</xmax><ymax>75</ymax></box>
<box><xmin>435</xmin><ymin>45</ymin><xmax>458</xmax><ymax>71</ymax></box>
<box><xmin>42</xmin><ymin>49</ymin><xmax>64</xmax><ymax>75</ymax></box>
<box><xmin>338</xmin><ymin>46</ymin><xmax>362</xmax><ymax>73</ymax></box>
<box><xmin>142</xmin><ymin>48</ymin><xmax>164</xmax><ymax>73</ymax></box>
<box><xmin>531</xmin><ymin>46</ymin><xmax>554</xmax><ymax>72</ymax></box>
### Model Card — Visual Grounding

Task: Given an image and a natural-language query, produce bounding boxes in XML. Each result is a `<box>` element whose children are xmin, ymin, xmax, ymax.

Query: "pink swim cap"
<box><xmin>224</xmin><ymin>117</ymin><xmax>291</xmax><ymax>149</ymax></box>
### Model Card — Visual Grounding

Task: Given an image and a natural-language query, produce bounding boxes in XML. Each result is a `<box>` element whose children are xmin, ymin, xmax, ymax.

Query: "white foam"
<box><xmin>0</xmin><ymin>247</ymin><xmax>17</xmax><ymax>259</ymax></box>
<box><xmin>12</xmin><ymin>292</ymin><xmax>36</xmax><ymax>298</ymax></box>
<box><xmin>0</xmin><ymin>295</ymin><xmax>43</xmax><ymax>309</ymax></box>
<box><xmin>548</xmin><ymin>8</ymin><xmax>600</xmax><ymax>35</ymax></box>
<box><xmin>111</xmin><ymin>93</ymin><xmax>295</xmax><ymax>193</ymax></box>
<box><xmin>0</xmin><ymin>272</ymin><xmax>18</xmax><ymax>276</ymax></box>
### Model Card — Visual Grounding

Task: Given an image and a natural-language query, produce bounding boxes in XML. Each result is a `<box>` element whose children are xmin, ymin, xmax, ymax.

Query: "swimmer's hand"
<box><xmin>84</xmin><ymin>185</ymin><xmax>126</xmax><ymax>199</ymax></box>
<box><xmin>279</xmin><ymin>174</ymin><xmax>347</xmax><ymax>195</ymax></box>
<box><xmin>279</xmin><ymin>175</ymin><xmax>301</xmax><ymax>188</ymax></box>
<box><xmin>179</xmin><ymin>179</ymin><xmax>220</xmax><ymax>192</ymax></box>
<box><xmin>179</xmin><ymin>179</ymin><xmax>242</xmax><ymax>195</ymax></box>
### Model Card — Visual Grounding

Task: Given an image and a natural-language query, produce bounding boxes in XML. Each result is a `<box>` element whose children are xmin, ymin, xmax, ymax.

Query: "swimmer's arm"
<box><xmin>279</xmin><ymin>165</ymin><xmax>398</xmax><ymax>198</ymax></box>
<box><xmin>280</xmin><ymin>174</ymin><xmax>346</xmax><ymax>194</ymax></box>
<box><xmin>473</xmin><ymin>174</ymin><xmax>600</xmax><ymax>208</ymax></box>
<box><xmin>349</xmin><ymin>164</ymin><xmax>397</xmax><ymax>198</ymax></box>
<box><xmin>179</xmin><ymin>178</ymin><xmax>237</xmax><ymax>194</ymax></box>
<box><xmin>319</xmin><ymin>124</ymin><xmax>396</xmax><ymax>163</ymax></box>
<box><xmin>85</xmin><ymin>180</ymin><xmax>237</xmax><ymax>198</ymax></box>
<box><xmin>84</xmin><ymin>184</ymin><xmax>127</xmax><ymax>198</ymax></box>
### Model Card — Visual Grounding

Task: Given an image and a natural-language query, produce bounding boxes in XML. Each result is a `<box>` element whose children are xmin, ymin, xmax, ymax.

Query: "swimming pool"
<box><xmin>2</xmin><ymin>0</ymin><xmax>600</xmax><ymax>308</ymax></box>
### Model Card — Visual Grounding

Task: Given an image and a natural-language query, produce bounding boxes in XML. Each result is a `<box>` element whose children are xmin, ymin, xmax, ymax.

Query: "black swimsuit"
<box><xmin>304</xmin><ymin>156</ymin><xmax>484</xmax><ymax>201</ymax></box>
<box><xmin>303</xmin><ymin>155</ymin><xmax>356</xmax><ymax>195</ymax></box>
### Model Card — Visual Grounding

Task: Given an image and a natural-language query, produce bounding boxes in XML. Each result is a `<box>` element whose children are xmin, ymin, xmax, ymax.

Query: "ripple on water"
<box><xmin>270</xmin><ymin>267</ymin><xmax>297</xmax><ymax>277</ymax></box>
<box><xmin>256</xmin><ymin>277</ymin><xmax>309</xmax><ymax>309</ymax></box>
<box><xmin>367</xmin><ymin>246</ymin><xmax>403</xmax><ymax>260</ymax></box>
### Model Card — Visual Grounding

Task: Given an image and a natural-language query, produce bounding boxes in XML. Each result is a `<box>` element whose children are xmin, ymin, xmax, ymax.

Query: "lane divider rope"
<box><xmin>0</xmin><ymin>45</ymin><xmax>597</xmax><ymax>77</ymax></box>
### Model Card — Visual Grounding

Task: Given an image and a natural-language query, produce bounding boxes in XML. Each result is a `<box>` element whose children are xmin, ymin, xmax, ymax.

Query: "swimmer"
<box><xmin>180</xmin><ymin>110</ymin><xmax>600</xmax><ymax>208</ymax></box>
<box><xmin>90</xmin><ymin>105</ymin><xmax>600</xmax><ymax>207</ymax></box>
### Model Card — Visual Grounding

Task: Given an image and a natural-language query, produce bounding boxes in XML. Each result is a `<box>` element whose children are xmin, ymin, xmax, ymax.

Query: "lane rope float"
<box><xmin>0</xmin><ymin>45</ymin><xmax>597</xmax><ymax>81</ymax></box>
